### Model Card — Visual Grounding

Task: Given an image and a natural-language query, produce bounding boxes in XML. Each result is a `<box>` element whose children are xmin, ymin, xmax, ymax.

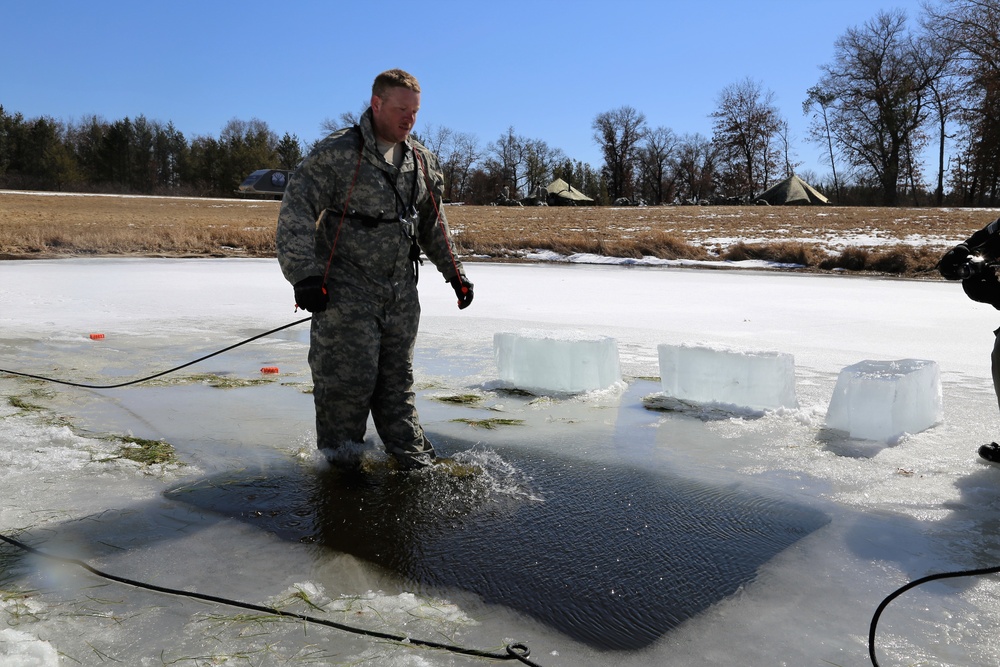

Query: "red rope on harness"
<box><xmin>321</xmin><ymin>149</ymin><xmax>364</xmax><ymax>291</ymax></box>
<box><xmin>414</xmin><ymin>150</ymin><xmax>467</xmax><ymax>293</ymax></box>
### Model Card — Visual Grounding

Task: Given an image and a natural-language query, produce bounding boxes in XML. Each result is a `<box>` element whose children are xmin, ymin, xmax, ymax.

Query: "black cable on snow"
<box><xmin>0</xmin><ymin>316</ymin><xmax>313</xmax><ymax>389</ymax></box>
<box><xmin>869</xmin><ymin>564</ymin><xmax>1000</xmax><ymax>666</ymax></box>
<box><xmin>0</xmin><ymin>532</ymin><xmax>545</xmax><ymax>666</ymax></box>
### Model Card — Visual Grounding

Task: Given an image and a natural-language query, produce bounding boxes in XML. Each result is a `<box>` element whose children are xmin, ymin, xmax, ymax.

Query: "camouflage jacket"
<box><xmin>276</xmin><ymin>108</ymin><xmax>464</xmax><ymax>295</ymax></box>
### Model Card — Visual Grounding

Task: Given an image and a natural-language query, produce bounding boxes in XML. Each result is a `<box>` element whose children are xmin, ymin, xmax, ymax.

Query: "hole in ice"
<box><xmin>164</xmin><ymin>435</ymin><xmax>829</xmax><ymax>651</ymax></box>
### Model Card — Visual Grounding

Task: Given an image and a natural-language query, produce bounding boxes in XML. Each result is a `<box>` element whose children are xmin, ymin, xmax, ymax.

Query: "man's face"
<box><xmin>371</xmin><ymin>86</ymin><xmax>420</xmax><ymax>144</ymax></box>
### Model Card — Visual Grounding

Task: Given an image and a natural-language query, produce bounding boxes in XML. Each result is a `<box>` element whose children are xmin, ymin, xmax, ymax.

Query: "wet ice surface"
<box><xmin>4</xmin><ymin>259</ymin><xmax>1000</xmax><ymax>665</ymax></box>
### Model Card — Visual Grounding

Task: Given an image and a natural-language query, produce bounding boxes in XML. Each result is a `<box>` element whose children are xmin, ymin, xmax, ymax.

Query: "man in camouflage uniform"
<box><xmin>276</xmin><ymin>69</ymin><xmax>473</xmax><ymax>470</ymax></box>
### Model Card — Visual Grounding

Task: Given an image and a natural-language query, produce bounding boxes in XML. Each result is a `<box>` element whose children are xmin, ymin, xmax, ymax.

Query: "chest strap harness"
<box><xmin>320</xmin><ymin>133</ymin><xmax>467</xmax><ymax>294</ymax></box>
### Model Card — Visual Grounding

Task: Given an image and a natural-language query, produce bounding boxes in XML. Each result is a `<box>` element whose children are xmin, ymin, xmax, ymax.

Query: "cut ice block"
<box><xmin>657</xmin><ymin>343</ymin><xmax>798</xmax><ymax>411</ymax></box>
<box><xmin>825</xmin><ymin>359</ymin><xmax>942</xmax><ymax>442</ymax></box>
<box><xmin>494</xmin><ymin>330</ymin><xmax>621</xmax><ymax>393</ymax></box>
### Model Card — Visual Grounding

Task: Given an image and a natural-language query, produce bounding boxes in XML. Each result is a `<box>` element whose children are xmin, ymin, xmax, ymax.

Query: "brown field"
<box><xmin>1</xmin><ymin>191</ymin><xmax>997</xmax><ymax>275</ymax></box>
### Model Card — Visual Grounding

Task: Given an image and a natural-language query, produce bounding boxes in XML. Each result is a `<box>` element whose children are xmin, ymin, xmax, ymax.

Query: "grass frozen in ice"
<box><xmin>109</xmin><ymin>435</ymin><xmax>179</xmax><ymax>466</ymax></box>
<box><xmin>451</xmin><ymin>417</ymin><xmax>525</xmax><ymax>429</ymax></box>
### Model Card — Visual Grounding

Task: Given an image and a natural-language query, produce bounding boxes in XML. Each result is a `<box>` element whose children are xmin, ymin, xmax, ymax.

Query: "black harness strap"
<box><xmin>385</xmin><ymin>147</ymin><xmax>424</xmax><ymax>283</ymax></box>
<box><xmin>322</xmin><ymin>129</ymin><xmax>425</xmax><ymax>284</ymax></box>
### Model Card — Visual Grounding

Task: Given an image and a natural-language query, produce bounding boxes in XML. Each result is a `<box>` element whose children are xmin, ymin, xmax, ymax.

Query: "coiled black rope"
<box><xmin>0</xmin><ymin>532</ymin><xmax>544</xmax><ymax>665</ymax></box>
<box><xmin>0</xmin><ymin>316</ymin><xmax>313</xmax><ymax>389</ymax></box>
<box><xmin>869</xmin><ymin>564</ymin><xmax>1000</xmax><ymax>666</ymax></box>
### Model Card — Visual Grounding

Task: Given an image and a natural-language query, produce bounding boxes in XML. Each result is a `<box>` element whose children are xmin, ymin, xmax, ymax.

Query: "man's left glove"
<box><xmin>293</xmin><ymin>276</ymin><xmax>328</xmax><ymax>313</ymax></box>
<box><xmin>449</xmin><ymin>276</ymin><xmax>474</xmax><ymax>310</ymax></box>
<box><xmin>939</xmin><ymin>244</ymin><xmax>972</xmax><ymax>280</ymax></box>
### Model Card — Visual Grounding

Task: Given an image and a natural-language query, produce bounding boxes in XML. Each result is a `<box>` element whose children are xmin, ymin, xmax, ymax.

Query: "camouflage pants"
<box><xmin>308</xmin><ymin>282</ymin><xmax>434</xmax><ymax>464</ymax></box>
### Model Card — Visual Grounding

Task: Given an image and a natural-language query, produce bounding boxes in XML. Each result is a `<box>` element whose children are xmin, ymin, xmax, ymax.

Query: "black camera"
<box><xmin>940</xmin><ymin>243</ymin><xmax>996</xmax><ymax>280</ymax></box>
<box><xmin>941</xmin><ymin>218</ymin><xmax>1000</xmax><ymax>281</ymax></box>
<box><xmin>956</xmin><ymin>254</ymin><xmax>991</xmax><ymax>279</ymax></box>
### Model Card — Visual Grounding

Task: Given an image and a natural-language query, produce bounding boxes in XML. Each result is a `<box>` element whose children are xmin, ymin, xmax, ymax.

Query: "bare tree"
<box><xmin>710</xmin><ymin>77</ymin><xmax>783</xmax><ymax>198</ymax></box>
<box><xmin>523</xmin><ymin>138</ymin><xmax>566</xmax><ymax>200</ymax></box>
<box><xmin>803</xmin><ymin>85</ymin><xmax>842</xmax><ymax>203</ymax></box>
<box><xmin>637</xmin><ymin>126</ymin><xmax>677</xmax><ymax>204</ymax></box>
<box><xmin>911</xmin><ymin>22</ymin><xmax>960</xmax><ymax>205</ymax></box>
<box><xmin>592</xmin><ymin>106</ymin><xmax>647</xmax><ymax>202</ymax></box>
<box><xmin>775</xmin><ymin>119</ymin><xmax>800</xmax><ymax>179</ymax></box>
<box><xmin>815</xmin><ymin>9</ymin><xmax>933</xmax><ymax>206</ymax></box>
<box><xmin>419</xmin><ymin>124</ymin><xmax>453</xmax><ymax>157</ymax></box>
<box><xmin>670</xmin><ymin>133</ymin><xmax>719</xmax><ymax>203</ymax></box>
<box><xmin>426</xmin><ymin>125</ymin><xmax>482</xmax><ymax>202</ymax></box>
<box><xmin>485</xmin><ymin>127</ymin><xmax>530</xmax><ymax>198</ymax></box>
<box><xmin>319</xmin><ymin>101</ymin><xmax>370</xmax><ymax>135</ymax></box>
<box><xmin>923</xmin><ymin>0</ymin><xmax>1000</xmax><ymax>205</ymax></box>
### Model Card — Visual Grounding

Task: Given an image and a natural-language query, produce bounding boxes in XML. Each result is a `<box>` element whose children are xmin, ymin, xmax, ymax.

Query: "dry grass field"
<box><xmin>1</xmin><ymin>190</ymin><xmax>997</xmax><ymax>275</ymax></box>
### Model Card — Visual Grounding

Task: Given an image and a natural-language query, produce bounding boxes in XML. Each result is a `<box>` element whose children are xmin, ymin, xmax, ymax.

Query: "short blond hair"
<box><xmin>372</xmin><ymin>69</ymin><xmax>421</xmax><ymax>98</ymax></box>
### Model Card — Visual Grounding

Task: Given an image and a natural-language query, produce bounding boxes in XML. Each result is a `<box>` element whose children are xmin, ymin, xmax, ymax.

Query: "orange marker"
<box><xmin>261</xmin><ymin>366</ymin><xmax>280</xmax><ymax>374</ymax></box>
<box><xmin>89</xmin><ymin>333</ymin><xmax>105</xmax><ymax>340</ymax></box>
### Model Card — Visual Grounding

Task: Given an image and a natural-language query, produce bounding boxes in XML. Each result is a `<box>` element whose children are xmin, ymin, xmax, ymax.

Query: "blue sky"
<box><xmin>4</xmin><ymin>0</ymin><xmax>930</xmax><ymax>180</ymax></box>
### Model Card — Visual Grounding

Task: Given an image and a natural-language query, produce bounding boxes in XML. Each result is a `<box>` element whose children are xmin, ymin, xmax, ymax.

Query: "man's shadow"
<box><xmin>848</xmin><ymin>462</ymin><xmax>1000</xmax><ymax>573</ymax></box>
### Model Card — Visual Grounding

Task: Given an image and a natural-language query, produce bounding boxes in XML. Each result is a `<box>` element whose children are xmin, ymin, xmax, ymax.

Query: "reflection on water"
<box><xmin>166</xmin><ymin>436</ymin><xmax>829</xmax><ymax>651</ymax></box>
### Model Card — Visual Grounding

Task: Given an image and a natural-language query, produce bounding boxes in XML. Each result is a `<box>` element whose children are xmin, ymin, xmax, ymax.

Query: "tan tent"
<box><xmin>546</xmin><ymin>178</ymin><xmax>594</xmax><ymax>206</ymax></box>
<box><xmin>755</xmin><ymin>174</ymin><xmax>829</xmax><ymax>205</ymax></box>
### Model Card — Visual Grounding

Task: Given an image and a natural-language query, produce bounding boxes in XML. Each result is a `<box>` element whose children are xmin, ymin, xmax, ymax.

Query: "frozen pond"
<box><xmin>4</xmin><ymin>258</ymin><xmax>1000</xmax><ymax>666</ymax></box>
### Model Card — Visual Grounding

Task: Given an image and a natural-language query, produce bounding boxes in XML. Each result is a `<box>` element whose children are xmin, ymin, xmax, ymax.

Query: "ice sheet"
<box><xmin>3</xmin><ymin>259</ymin><xmax>1000</xmax><ymax>666</ymax></box>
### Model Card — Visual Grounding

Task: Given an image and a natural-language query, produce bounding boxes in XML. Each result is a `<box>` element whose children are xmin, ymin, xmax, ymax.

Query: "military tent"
<box><xmin>546</xmin><ymin>178</ymin><xmax>594</xmax><ymax>206</ymax></box>
<box><xmin>755</xmin><ymin>174</ymin><xmax>829</xmax><ymax>206</ymax></box>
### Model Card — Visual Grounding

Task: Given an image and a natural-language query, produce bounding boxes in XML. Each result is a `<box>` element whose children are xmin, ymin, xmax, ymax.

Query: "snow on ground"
<box><xmin>3</xmin><ymin>256</ymin><xmax>1000</xmax><ymax>666</ymax></box>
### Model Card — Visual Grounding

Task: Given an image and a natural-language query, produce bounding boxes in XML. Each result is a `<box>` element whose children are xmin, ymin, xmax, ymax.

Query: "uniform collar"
<box><xmin>360</xmin><ymin>108</ymin><xmax>412</xmax><ymax>159</ymax></box>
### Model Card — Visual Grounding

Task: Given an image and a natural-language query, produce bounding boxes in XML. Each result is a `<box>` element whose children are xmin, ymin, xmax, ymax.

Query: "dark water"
<box><xmin>165</xmin><ymin>436</ymin><xmax>829</xmax><ymax>651</ymax></box>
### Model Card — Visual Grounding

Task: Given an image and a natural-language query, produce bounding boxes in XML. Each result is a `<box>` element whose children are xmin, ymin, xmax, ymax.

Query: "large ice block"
<box><xmin>657</xmin><ymin>343</ymin><xmax>798</xmax><ymax>411</ymax></box>
<box><xmin>494</xmin><ymin>330</ymin><xmax>621</xmax><ymax>393</ymax></box>
<box><xmin>825</xmin><ymin>359</ymin><xmax>942</xmax><ymax>442</ymax></box>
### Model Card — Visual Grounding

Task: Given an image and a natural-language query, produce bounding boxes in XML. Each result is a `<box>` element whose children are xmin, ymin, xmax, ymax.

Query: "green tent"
<box><xmin>546</xmin><ymin>178</ymin><xmax>594</xmax><ymax>206</ymax></box>
<box><xmin>755</xmin><ymin>174</ymin><xmax>829</xmax><ymax>205</ymax></box>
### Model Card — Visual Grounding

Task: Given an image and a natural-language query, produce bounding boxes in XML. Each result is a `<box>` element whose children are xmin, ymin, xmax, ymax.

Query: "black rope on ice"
<box><xmin>0</xmin><ymin>532</ymin><xmax>546</xmax><ymax>666</ymax></box>
<box><xmin>0</xmin><ymin>315</ymin><xmax>548</xmax><ymax>663</ymax></box>
<box><xmin>0</xmin><ymin>316</ymin><xmax>313</xmax><ymax>389</ymax></box>
<box><xmin>869</xmin><ymin>564</ymin><xmax>1000</xmax><ymax>666</ymax></box>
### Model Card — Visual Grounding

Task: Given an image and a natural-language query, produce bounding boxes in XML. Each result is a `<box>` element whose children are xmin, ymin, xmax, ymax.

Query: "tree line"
<box><xmin>0</xmin><ymin>112</ymin><xmax>305</xmax><ymax>198</ymax></box>
<box><xmin>2</xmin><ymin>0</ymin><xmax>999</xmax><ymax>207</ymax></box>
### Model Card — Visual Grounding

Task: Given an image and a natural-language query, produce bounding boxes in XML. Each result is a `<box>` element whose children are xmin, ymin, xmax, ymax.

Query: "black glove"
<box><xmin>449</xmin><ymin>276</ymin><xmax>474</xmax><ymax>310</ymax></box>
<box><xmin>293</xmin><ymin>276</ymin><xmax>328</xmax><ymax>313</ymax></box>
<box><xmin>963</xmin><ymin>271</ymin><xmax>1000</xmax><ymax>308</ymax></box>
<box><xmin>939</xmin><ymin>244</ymin><xmax>972</xmax><ymax>280</ymax></box>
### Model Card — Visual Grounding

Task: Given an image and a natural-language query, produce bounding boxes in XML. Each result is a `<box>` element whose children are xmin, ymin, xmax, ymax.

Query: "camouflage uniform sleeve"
<box><xmin>275</xmin><ymin>137</ymin><xmax>343</xmax><ymax>286</ymax></box>
<box><xmin>414</xmin><ymin>147</ymin><xmax>466</xmax><ymax>283</ymax></box>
